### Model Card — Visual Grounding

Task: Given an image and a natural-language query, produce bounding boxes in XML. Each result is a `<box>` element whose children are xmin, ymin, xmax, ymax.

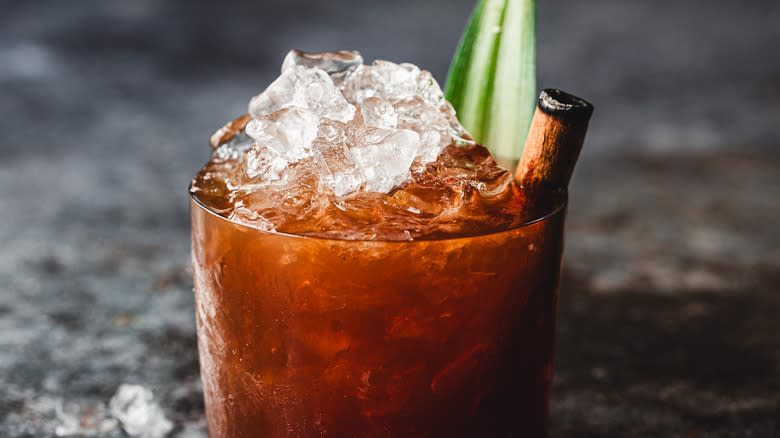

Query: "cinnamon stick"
<box><xmin>514</xmin><ymin>89</ymin><xmax>594</xmax><ymax>190</ymax></box>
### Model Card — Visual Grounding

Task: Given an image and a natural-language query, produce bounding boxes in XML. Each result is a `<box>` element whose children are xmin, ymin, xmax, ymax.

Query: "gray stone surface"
<box><xmin>1</xmin><ymin>1</ymin><xmax>778</xmax><ymax>436</ymax></box>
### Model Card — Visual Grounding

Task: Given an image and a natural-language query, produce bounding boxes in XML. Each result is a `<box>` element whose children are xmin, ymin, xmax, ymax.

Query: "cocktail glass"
<box><xmin>190</xmin><ymin>188</ymin><xmax>566</xmax><ymax>437</ymax></box>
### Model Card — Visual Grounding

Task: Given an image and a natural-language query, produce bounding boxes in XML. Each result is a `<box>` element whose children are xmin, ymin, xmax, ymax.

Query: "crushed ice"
<box><xmin>109</xmin><ymin>385</ymin><xmax>173</xmax><ymax>438</ymax></box>
<box><xmin>236</xmin><ymin>49</ymin><xmax>469</xmax><ymax>197</ymax></box>
<box><xmin>53</xmin><ymin>384</ymin><xmax>172</xmax><ymax>437</ymax></box>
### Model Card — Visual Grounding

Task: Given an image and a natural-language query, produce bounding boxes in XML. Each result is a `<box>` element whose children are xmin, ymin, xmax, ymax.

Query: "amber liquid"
<box><xmin>191</xmin><ymin>195</ymin><xmax>566</xmax><ymax>437</ymax></box>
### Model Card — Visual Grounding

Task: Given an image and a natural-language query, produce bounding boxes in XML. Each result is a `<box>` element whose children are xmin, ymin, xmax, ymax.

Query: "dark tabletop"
<box><xmin>1</xmin><ymin>0</ymin><xmax>778</xmax><ymax>436</ymax></box>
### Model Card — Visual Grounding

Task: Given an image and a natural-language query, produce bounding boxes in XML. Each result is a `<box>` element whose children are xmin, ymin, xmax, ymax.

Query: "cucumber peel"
<box><xmin>445</xmin><ymin>0</ymin><xmax>536</xmax><ymax>162</ymax></box>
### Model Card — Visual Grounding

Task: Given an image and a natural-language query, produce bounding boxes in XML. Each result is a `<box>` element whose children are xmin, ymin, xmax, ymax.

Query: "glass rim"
<box><xmin>189</xmin><ymin>183</ymin><xmax>567</xmax><ymax>244</ymax></box>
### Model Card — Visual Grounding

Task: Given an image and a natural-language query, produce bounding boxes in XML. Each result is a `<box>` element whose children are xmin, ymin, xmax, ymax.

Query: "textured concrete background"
<box><xmin>1</xmin><ymin>0</ymin><xmax>778</xmax><ymax>436</ymax></box>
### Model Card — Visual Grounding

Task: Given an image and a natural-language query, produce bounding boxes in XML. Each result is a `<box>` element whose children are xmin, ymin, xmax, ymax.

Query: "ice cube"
<box><xmin>233</xmin><ymin>160</ymin><xmax>323</xmax><ymax>230</ymax></box>
<box><xmin>317</xmin><ymin>118</ymin><xmax>348</xmax><ymax>144</ymax></box>
<box><xmin>417</xmin><ymin>131</ymin><xmax>445</xmax><ymax>163</ymax></box>
<box><xmin>412</xmin><ymin>70</ymin><xmax>470</xmax><ymax>142</ymax></box>
<box><xmin>316</xmin><ymin>139</ymin><xmax>365</xmax><ymax>196</ymax></box>
<box><xmin>246</xmin><ymin>107</ymin><xmax>320</xmax><ymax>161</ymax></box>
<box><xmin>441</xmin><ymin>101</ymin><xmax>470</xmax><ymax>140</ymax></box>
<box><xmin>341</xmin><ymin>61</ymin><xmax>421</xmax><ymax>104</ymax></box>
<box><xmin>416</xmin><ymin>70</ymin><xmax>446</xmax><ymax>108</ymax></box>
<box><xmin>359</xmin><ymin>97</ymin><xmax>398</xmax><ymax>129</ymax></box>
<box><xmin>109</xmin><ymin>384</ymin><xmax>173</xmax><ymax>438</ymax></box>
<box><xmin>313</xmin><ymin>119</ymin><xmax>360</xmax><ymax>195</ymax></box>
<box><xmin>244</xmin><ymin>145</ymin><xmax>289</xmax><ymax>182</ymax></box>
<box><xmin>281</xmin><ymin>49</ymin><xmax>363</xmax><ymax>84</ymax></box>
<box><xmin>249</xmin><ymin>66</ymin><xmax>355</xmax><ymax>122</ymax></box>
<box><xmin>394</xmin><ymin>97</ymin><xmax>447</xmax><ymax>131</ymax></box>
<box><xmin>394</xmin><ymin>97</ymin><xmax>451</xmax><ymax>163</ymax></box>
<box><xmin>350</xmin><ymin>127</ymin><xmax>420</xmax><ymax>193</ymax></box>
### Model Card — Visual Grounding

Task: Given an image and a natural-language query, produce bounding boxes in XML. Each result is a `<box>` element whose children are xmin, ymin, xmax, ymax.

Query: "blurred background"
<box><xmin>1</xmin><ymin>0</ymin><xmax>777</xmax><ymax>436</ymax></box>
